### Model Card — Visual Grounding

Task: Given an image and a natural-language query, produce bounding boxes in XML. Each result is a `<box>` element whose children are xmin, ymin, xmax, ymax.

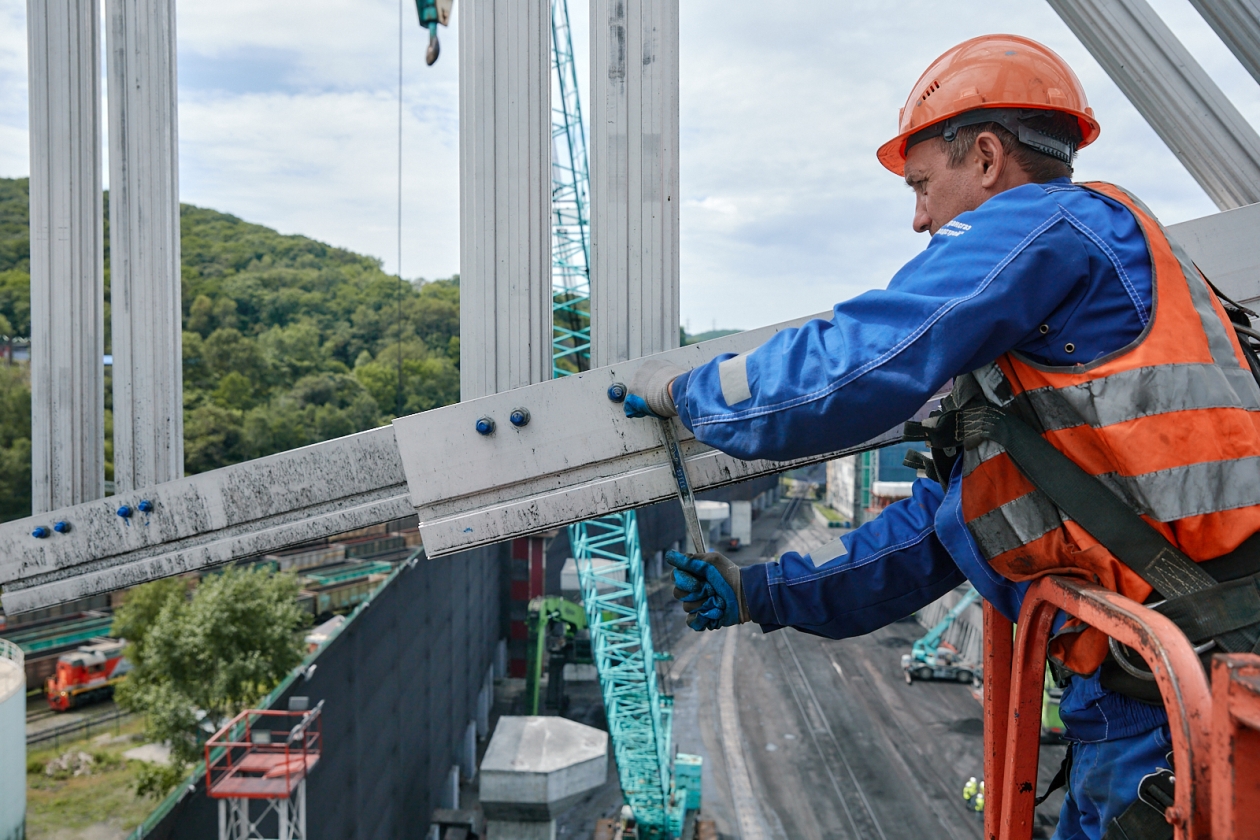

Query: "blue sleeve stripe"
<box><xmin>688</xmin><ymin>212</ymin><xmax>1065</xmax><ymax>426</ymax></box>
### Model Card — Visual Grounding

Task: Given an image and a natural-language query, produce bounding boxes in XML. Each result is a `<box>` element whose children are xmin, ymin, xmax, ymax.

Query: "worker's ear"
<box><xmin>973</xmin><ymin>132</ymin><xmax>1005</xmax><ymax>188</ymax></box>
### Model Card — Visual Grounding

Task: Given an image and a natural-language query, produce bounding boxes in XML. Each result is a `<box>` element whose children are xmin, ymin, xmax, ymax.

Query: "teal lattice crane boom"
<box><xmin>550</xmin><ymin>0</ymin><xmax>592</xmax><ymax>378</ymax></box>
<box><xmin>549</xmin><ymin>1</ymin><xmax>681</xmax><ymax>835</ymax></box>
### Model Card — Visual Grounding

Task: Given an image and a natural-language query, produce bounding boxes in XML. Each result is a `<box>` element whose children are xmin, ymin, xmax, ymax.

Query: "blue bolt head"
<box><xmin>116</xmin><ymin>505</ymin><xmax>133</xmax><ymax>518</ymax></box>
<box><xmin>608</xmin><ymin>383</ymin><xmax>627</xmax><ymax>403</ymax></box>
<box><xmin>53</xmin><ymin>521</ymin><xmax>71</xmax><ymax>534</ymax></box>
<box><xmin>509</xmin><ymin>408</ymin><xmax>530</xmax><ymax>428</ymax></box>
<box><xmin>475</xmin><ymin>417</ymin><xmax>496</xmax><ymax>436</ymax></box>
<box><xmin>138</xmin><ymin>500</ymin><xmax>154</xmax><ymax>513</ymax></box>
<box><xmin>32</xmin><ymin>526</ymin><xmax>50</xmax><ymax>539</ymax></box>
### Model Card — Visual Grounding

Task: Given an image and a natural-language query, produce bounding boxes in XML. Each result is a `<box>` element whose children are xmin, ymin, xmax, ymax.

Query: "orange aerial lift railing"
<box><xmin>983</xmin><ymin>576</ymin><xmax>1260</xmax><ymax>840</ymax></box>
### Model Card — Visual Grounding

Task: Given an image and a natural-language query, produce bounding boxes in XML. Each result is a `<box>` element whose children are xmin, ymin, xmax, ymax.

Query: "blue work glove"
<box><xmin>624</xmin><ymin>360</ymin><xmax>685</xmax><ymax>419</ymax></box>
<box><xmin>666</xmin><ymin>550</ymin><xmax>748</xmax><ymax>631</ymax></box>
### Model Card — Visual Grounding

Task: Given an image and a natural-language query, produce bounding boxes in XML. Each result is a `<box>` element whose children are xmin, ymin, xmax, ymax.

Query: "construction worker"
<box><xmin>624</xmin><ymin>34</ymin><xmax>1260</xmax><ymax>840</ymax></box>
<box><xmin>962</xmin><ymin>775</ymin><xmax>979</xmax><ymax>805</ymax></box>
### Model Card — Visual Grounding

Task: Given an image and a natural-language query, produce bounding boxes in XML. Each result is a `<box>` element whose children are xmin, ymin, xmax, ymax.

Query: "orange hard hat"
<box><xmin>877</xmin><ymin>34</ymin><xmax>1100</xmax><ymax>176</ymax></box>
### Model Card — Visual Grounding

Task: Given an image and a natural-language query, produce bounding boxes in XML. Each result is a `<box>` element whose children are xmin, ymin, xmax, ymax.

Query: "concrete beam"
<box><xmin>26</xmin><ymin>0</ymin><xmax>105</xmax><ymax>512</ymax></box>
<box><xmin>589</xmin><ymin>0</ymin><xmax>680</xmax><ymax>366</ymax></box>
<box><xmin>1047</xmin><ymin>0</ymin><xmax>1260</xmax><ymax>209</ymax></box>
<box><xmin>1186</xmin><ymin>0</ymin><xmax>1260</xmax><ymax>87</ymax></box>
<box><xmin>2</xmin><ymin>208</ymin><xmax>1252</xmax><ymax>610</ymax></box>
<box><xmin>0</xmin><ymin>427</ymin><xmax>412</xmax><ymax>613</ymax></box>
<box><xmin>459</xmin><ymin>0</ymin><xmax>553</xmax><ymax>400</ymax></box>
<box><xmin>107</xmin><ymin>0</ymin><xmax>184</xmax><ymax>492</ymax></box>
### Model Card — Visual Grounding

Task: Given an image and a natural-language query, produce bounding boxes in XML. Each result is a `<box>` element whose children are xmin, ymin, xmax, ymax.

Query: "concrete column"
<box><xmin>730</xmin><ymin>500</ymin><xmax>752</xmax><ymax>547</ymax></box>
<box><xmin>107</xmin><ymin>0</ymin><xmax>184</xmax><ymax>492</ymax></box>
<box><xmin>27</xmin><ymin>0</ymin><xmax>105</xmax><ymax>512</ymax></box>
<box><xmin>458</xmin><ymin>0</ymin><xmax>552</xmax><ymax>400</ymax></box>
<box><xmin>589</xmin><ymin>0</ymin><xmax>679</xmax><ymax>366</ymax></box>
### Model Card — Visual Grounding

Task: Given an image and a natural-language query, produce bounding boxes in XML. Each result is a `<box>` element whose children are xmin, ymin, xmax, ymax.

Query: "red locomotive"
<box><xmin>45</xmin><ymin>638</ymin><xmax>131</xmax><ymax>711</ymax></box>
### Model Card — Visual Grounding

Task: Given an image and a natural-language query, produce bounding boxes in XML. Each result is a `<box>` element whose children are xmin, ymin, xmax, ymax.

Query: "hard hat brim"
<box><xmin>877</xmin><ymin>104</ymin><xmax>1100</xmax><ymax>177</ymax></box>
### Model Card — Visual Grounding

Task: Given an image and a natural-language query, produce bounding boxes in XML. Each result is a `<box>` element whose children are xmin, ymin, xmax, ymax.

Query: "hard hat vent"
<box><xmin>919</xmin><ymin>80</ymin><xmax>941</xmax><ymax>103</ymax></box>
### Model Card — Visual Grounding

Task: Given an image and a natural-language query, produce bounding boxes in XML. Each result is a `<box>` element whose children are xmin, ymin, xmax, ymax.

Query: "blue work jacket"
<box><xmin>672</xmin><ymin>179</ymin><xmax>1170</xmax><ymax>743</ymax></box>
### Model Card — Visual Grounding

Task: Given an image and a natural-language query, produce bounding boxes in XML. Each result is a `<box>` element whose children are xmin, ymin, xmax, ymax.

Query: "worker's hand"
<box><xmin>624</xmin><ymin>360</ymin><xmax>684</xmax><ymax>419</ymax></box>
<box><xmin>666</xmin><ymin>550</ymin><xmax>749</xmax><ymax>631</ymax></box>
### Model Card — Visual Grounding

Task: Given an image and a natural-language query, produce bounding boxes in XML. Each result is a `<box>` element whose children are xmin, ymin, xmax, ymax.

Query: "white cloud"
<box><xmin>179</xmin><ymin>85</ymin><xmax>459</xmax><ymax>278</ymax></box>
<box><xmin>0</xmin><ymin>0</ymin><xmax>1256</xmax><ymax>328</ymax></box>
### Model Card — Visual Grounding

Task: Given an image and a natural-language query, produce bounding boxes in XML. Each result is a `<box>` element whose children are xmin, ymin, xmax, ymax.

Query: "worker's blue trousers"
<box><xmin>1053</xmin><ymin>725</ymin><xmax>1173</xmax><ymax>840</ymax></box>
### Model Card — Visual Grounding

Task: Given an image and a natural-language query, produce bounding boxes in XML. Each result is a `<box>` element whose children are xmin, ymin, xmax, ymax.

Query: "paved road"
<box><xmin>552</xmin><ymin>498</ymin><xmax>1067</xmax><ymax>839</ymax></box>
<box><xmin>663</xmin><ymin>499</ymin><xmax>1067</xmax><ymax>840</ymax></box>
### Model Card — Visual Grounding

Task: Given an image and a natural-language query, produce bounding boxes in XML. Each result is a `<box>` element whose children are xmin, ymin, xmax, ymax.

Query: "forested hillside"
<box><xmin>0</xmin><ymin>177</ymin><xmax>459</xmax><ymax>520</ymax></box>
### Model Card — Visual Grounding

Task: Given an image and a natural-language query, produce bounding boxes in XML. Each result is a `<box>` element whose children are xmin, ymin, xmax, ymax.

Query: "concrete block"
<box><xmin>486</xmin><ymin>820</ymin><xmax>555</xmax><ymax>840</ymax></box>
<box><xmin>479</xmin><ymin>716</ymin><xmax>607</xmax><ymax>822</ymax></box>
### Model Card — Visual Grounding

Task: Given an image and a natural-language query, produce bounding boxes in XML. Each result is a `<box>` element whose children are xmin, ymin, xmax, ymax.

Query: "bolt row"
<box><xmin>474</xmin><ymin>408</ymin><xmax>531</xmax><ymax>436</ymax></box>
<box><xmin>31</xmin><ymin>499</ymin><xmax>155</xmax><ymax>539</ymax></box>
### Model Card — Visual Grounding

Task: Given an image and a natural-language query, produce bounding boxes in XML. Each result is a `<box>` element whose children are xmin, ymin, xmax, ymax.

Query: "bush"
<box><xmin>132</xmin><ymin>761</ymin><xmax>186</xmax><ymax>801</ymax></box>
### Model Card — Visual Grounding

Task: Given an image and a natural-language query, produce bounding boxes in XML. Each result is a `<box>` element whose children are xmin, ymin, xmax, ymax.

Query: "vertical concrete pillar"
<box><xmin>589</xmin><ymin>0</ymin><xmax>680</xmax><ymax>366</ymax></box>
<box><xmin>458</xmin><ymin>0</ymin><xmax>552</xmax><ymax>401</ymax></box>
<box><xmin>107</xmin><ymin>0</ymin><xmax>184</xmax><ymax>492</ymax></box>
<box><xmin>27</xmin><ymin>0</ymin><xmax>105</xmax><ymax>512</ymax></box>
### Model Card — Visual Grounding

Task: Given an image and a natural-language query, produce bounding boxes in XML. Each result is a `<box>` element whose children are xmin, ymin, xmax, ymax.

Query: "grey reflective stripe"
<box><xmin>967</xmin><ymin>489</ymin><xmax>1065</xmax><ymax>559</ymax></box>
<box><xmin>718</xmin><ymin>353</ymin><xmax>752</xmax><ymax>406</ymax></box>
<box><xmin>1023</xmin><ymin>363</ymin><xmax>1260</xmax><ymax>432</ymax></box>
<box><xmin>808</xmin><ymin>536</ymin><xmax>848</xmax><ymax>568</ymax></box>
<box><xmin>968</xmin><ymin>456</ymin><xmax>1260</xmax><ymax>559</ymax></box>
<box><xmin>962</xmin><ymin>438</ymin><xmax>1005</xmax><ymax>478</ymax></box>
<box><xmin>1169</xmin><ymin>234</ymin><xmax>1248</xmax><ymax>373</ymax></box>
<box><xmin>1096</xmin><ymin>456</ymin><xmax>1260</xmax><ymax>523</ymax></box>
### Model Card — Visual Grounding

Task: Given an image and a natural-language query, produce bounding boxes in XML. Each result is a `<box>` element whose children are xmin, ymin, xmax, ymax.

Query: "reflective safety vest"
<box><xmin>959</xmin><ymin>182</ymin><xmax>1260</xmax><ymax>674</ymax></box>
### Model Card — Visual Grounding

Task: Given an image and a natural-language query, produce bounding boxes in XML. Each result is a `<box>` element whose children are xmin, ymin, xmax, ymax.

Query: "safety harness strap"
<box><xmin>953</xmin><ymin>404</ymin><xmax>1260</xmax><ymax>655</ymax></box>
<box><xmin>1100</xmin><ymin>769</ymin><xmax>1176</xmax><ymax>840</ymax></box>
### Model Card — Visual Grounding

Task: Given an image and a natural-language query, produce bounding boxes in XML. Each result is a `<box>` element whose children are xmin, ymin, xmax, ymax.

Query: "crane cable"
<box><xmin>395</xmin><ymin>0</ymin><xmax>406</xmax><ymax>418</ymax></box>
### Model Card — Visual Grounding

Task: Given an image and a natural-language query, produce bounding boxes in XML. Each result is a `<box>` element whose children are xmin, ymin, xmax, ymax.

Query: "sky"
<box><xmin>0</xmin><ymin>0</ymin><xmax>1257</xmax><ymax>332</ymax></box>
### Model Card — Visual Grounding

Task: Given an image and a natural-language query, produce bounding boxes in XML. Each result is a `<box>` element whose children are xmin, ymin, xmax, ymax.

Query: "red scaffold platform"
<box><xmin>205</xmin><ymin>703</ymin><xmax>323</xmax><ymax>800</ymax></box>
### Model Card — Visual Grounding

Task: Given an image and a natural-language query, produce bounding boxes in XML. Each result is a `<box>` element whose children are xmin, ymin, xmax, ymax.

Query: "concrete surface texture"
<box><xmin>480</xmin><ymin>715</ymin><xmax>609</xmax><ymax>821</ymax></box>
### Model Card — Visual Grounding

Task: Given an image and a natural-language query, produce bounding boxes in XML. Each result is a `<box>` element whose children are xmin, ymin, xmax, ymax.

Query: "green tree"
<box><xmin>115</xmin><ymin>567</ymin><xmax>308</xmax><ymax>794</ymax></box>
<box><xmin>0</xmin><ymin>176</ymin><xmax>467</xmax><ymax>511</ymax></box>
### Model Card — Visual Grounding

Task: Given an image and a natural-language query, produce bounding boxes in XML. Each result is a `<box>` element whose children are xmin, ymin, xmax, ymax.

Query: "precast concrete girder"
<box><xmin>0</xmin><ymin>211</ymin><xmax>1254</xmax><ymax>612</ymax></box>
<box><xmin>107</xmin><ymin>0</ymin><xmax>184</xmax><ymax>493</ymax></box>
<box><xmin>0</xmin><ymin>427</ymin><xmax>413</xmax><ymax>613</ymax></box>
<box><xmin>26</xmin><ymin>0</ymin><xmax>105</xmax><ymax>513</ymax></box>
<box><xmin>1186</xmin><ymin>0</ymin><xmax>1260</xmax><ymax>87</ymax></box>
<box><xmin>0</xmin><ymin>316</ymin><xmax>898</xmax><ymax>612</ymax></box>
<box><xmin>1047</xmin><ymin>0</ymin><xmax>1260</xmax><ymax>209</ymax></box>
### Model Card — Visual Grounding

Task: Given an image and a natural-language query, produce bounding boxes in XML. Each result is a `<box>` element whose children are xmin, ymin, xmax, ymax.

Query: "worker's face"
<box><xmin>903</xmin><ymin>132</ymin><xmax>1013</xmax><ymax>235</ymax></box>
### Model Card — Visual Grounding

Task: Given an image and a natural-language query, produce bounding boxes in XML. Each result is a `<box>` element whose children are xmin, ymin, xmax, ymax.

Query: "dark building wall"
<box><xmin>146</xmin><ymin>545</ymin><xmax>502</xmax><ymax>840</ymax></box>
